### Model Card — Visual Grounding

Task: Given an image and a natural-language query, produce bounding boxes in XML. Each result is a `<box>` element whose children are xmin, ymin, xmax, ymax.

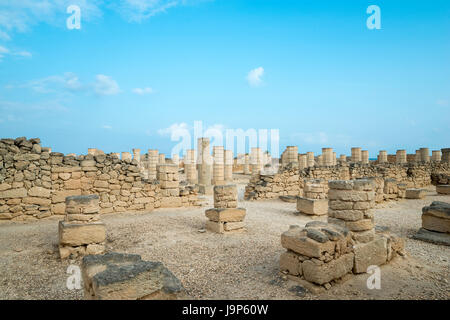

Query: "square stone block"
<box><xmin>59</xmin><ymin>221</ymin><xmax>106</xmax><ymax>246</ymax></box>
<box><xmin>353</xmin><ymin>236</ymin><xmax>388</xmax><ymax>274</ymax></box>
<box><xmin>436</xmin><ymin>185</ymin><xmax>450</xmax><ymax>195</ymax></box>
<box><xmin>296</xmin><ymin>197</ymin><xmax>328</xmax><ymax>215</ymax></box>
<box><xmin>302</xmin><ymin>253</ymin><xmax>354</xmax><ymax>285</ymax></box>
<box><xmin>405</xmin><ymin>188</ymin><xmax>426</xmax><ymax>199</ymax></box>
<box><xmin>205</xmin><ymin>208</ymin><xmax>246</xmax><ymax>222</ymax></box>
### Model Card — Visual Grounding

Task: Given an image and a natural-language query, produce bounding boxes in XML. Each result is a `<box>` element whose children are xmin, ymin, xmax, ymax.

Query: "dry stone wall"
<box><xmin>245</xmin><ymin>162</ymin><xmax>450</xmax><ymax>201</ymax></box>
<box><xmin>0</xmin><ymin>137</ymin><xmax>198</xmax><ymax>222</ymax></box>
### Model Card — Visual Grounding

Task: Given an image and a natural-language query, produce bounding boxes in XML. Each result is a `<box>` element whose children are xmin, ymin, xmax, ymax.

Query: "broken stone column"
<box><xmin>317</xmin><ymin>154</ymin><xmax>324</xmax><ymax>167</ymax></box>
<box><xmin>307</xmin><ymin>152</ymin><xmax>315</xmax><ymax>168</ymax></box>
<box><xmin>224</xmin><ymin>150</ymin><xmax>233</xmax><ymax>182</ymax></box>
<box><xmin>185</xmin><ymin>149</ymin><xmax>197</xmax><ymax>184</ymax></box>
<box><xmin>212</xmin><ymin>146</ymin><xmax>225</xmax><ymax>185</ymax></box>
<box><xmin>197</xmin><ymin>138</ymin><xmax>213</xmax><ymax>195</ymax></box>
<box><xmin>420</xmin><ymin>148</ymin><xmax>430</xmax><ymax>163</ymax></box>
<box><xmin>415</xmin><ymin>150</ymin><xmax>421</xmax><ymax>162</ymax></box>
<box><xmin>157</xmin><ymin>164</ymin><xmax>180</xmax><ymax>207</ymax></box>
<box><xmin>81</xmin><ymin>252</ymin><xmax>187</xmax><ymax>300</ymax></box>
<box><xmin>132</xmin><ymin>149</ymin><xmax>141</xmax><ymax>164</ymax></box>
<box><xmin>299</xmin><ymin>154</ymin><xmax>307</xmax><ymax>170</ymax></box>
<box><xmin>413</xmin><ymin>201</ymin><xmax>450</xmax><ymax>246</ymax></box>
<box><xmin>286</xmin><ymin>146</ymin><xmax>299</xmax><ymax>164</ymax></box>
<box><xmin>351</xmin><ymin>147</ymin><xmax>361</xmax><ymax>163</ymax></box>
<box><xmin>243</xmin><ymin>154</ymin><xmax>250</xmax><ymax>174</ymax></box>
<box><xmin>432</xmin><ymin>150</ymin><xmax>442</xmax><ymax>162</ymax></box>
<box><xmin>332</xmin><ymin>152</ymin><xmax>337</xmax><ymax>166</ymax></box>
<box><xmin>111</xmin><ymin>152</ymin><xmax>120</xmax><ymax>159</ymax></box>
<box><xmin>321</xmin><ymin>148</ymin><xmax>333</xmax><ymax>166</ymax></box>
<box><xmin>148</xmin><ymin>149</ymin><xmax>158</xmax><ymax>180</ymax></box>
<box><xmin>121</xmin><ymin>152</ymin><xmax>132</xmax><ymax>162</ymax></box>
<box><xmin>339</xmin><ymin>154</ymin><xmax>347</xmax><ymax>164</ymax></box>
<box><xmin>297</xmin><ymin>179</ymin><xmax>328</xmax><ymax>217</ymax></box>
<box><xmin>396</xmin><ymin>150</ymin><xmax>407</xmax><ymax>164</ymax></box>
<box><xmin>158</xmin><ymin>154</ymin><xmax>166</xmax><ymax>164</ymax></box>
<box><xmin>58</xmin><ymin>195</ymin><xmax>106</xmax><ymax>259</ymax></box>
<box><xmin>361</xmin><ymin>150</ymin><xmax>369</xmax><ymax>164</ymax></box>
<box><xmin>378</xmin><ymin>150</ymin><xmax>387</xmax><ymax>163</ymax></box>
<box><xmin>205</xmin><ymin>185</ymin><xmax>246</xmax><ymax>233</ymax></box>
<box><xmin>328</xmin><ymin>179</ymin><xmax>376</xmax><ymax>244</ymax></box>
<box><xmin>441</xmin><ymin>148</ymin><xmax>450</xmax><ymax>164</ymax></box>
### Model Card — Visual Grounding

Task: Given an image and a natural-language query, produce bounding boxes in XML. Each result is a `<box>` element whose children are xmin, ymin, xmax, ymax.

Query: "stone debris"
<box><xmin>81</xmin><ymin>252</ymin><xmax>187</xmax><ymax>300</ymax></box>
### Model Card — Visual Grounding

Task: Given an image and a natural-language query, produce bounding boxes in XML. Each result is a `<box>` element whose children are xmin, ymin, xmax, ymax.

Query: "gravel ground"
<box><xmin>0</xmin><ymin>183</ymin><xmax>449</xmax><ymax>300</ymax></box>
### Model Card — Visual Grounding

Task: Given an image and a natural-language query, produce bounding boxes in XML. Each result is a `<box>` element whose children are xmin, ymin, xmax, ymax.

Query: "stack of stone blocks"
<box><xmin>280</xmin><ymin>179</ymin><xmax>405</xmax><ymax>291</ymax></box>
<box><xmin>205</xmin><ymin>185</ymin><xmax>246</xmax><ymax>233</ymax></box>
<box><xmin>296</xmin><ymin>179</ymin><xmax>328</xmax><ymax>217</ymax></box>
<box><xmin>58</xmin><ymin>194</ymin><xmax>106</xmax><ymax>259</ymax></box>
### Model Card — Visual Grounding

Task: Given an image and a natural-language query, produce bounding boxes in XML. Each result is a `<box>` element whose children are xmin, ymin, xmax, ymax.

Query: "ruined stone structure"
<box><xmin>58</xmin><ymin>195</ymin><xmax>106</xmax><ymax>259</ymax></box>
<box><xmin>0</xmin><ymin>137</ymin><xmax>201</xmax><ymax>221</ymax></box>
<box><xmin>296</xmin><ymin>179</ymin><xmax>328</xmax><ymax>217</ymax></box>
<box><xmin>280</xmin><ymin>178</ymin><xmax>405</xmax><ymax>290</ymax></box>
<box><xmin>81</xmin><ymin>252</ymin><xmax>187</xmax><ymax>300</ymax></box>
<box><xmin>205</xmin><ymin>185</ymin><xmax>246</xmax><ymax>233</ymax></box>
<box><xmin>351</xmin><ymin>147</ymin><xmax>361</xmax><ymax>163</ymax></box>
<box><xmin>245</xmin><ymin>159</ymin><xmax>449</xmax><ymax>201</ymax></box>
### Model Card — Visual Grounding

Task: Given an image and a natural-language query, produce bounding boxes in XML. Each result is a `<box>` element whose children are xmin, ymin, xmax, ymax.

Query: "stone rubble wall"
<box><xmin>0</xmin><ymin>137</ymin><xmax>199</xmax><ymax>222</ymax></box>
<box><xmin>245</xmin><ymin>162</ymin><xmax>450</xmax><ymax>201</ymax></box>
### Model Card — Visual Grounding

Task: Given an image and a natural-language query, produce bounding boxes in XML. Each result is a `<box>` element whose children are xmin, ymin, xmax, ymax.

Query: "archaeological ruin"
<box><xmin>1</xmin><ymin>136</ymin><xmax>449</xmax><ymax>299</ymax></box>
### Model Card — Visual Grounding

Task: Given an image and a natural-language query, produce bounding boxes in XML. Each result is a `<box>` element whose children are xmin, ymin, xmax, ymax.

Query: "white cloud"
<box><xmin>0</xmin><ymin>0</ymin><xmax>103</xmax><ymax>39</ymax></box>
<box><xmin>11</xmin><ymin>72</ymin><xmax>82</xmax><ymax>93</ymax></box>
<box><xmin>246</xmin><ymin>67</ymin><xmax>264</xmax><ymax>87</ymax></box>
<box><xmin>7</xmin><ymin>72</ymin><xmax>120</xmax><ymax>96</ymax></box>
<box><xmin>132</xmin><ymin>87</ymin><xmax>154</xmax><ymax>95</ymax></box>
<box><xmin>0</xmin><ymin>30</ymin><xmax>10</xmax><ymax>41</ymax></box>
<box><xmin>436</xmin><ymin>99</ymin><xmax>448</xmax><ymax>107</ymax></box>
<box><xmin>94</xmin><ymin>74</ymin><xmax>121</xmax><ymax>95</ymax></box>
<box><xmin>0</xmin><ymin>45</ymin><xmax>32</xmax><ymax>61</ymax></box>
<box><xmin>115</xmin><ymin>0</ymin><xmax>179</xmax><ymax>22</ymax></box>
<box><xmin>158</xmin><ymin>122</ymin><xmax>190</xmax><ymax>136</ymax></box>
<box><xmin>0</xmin><ymin>1</ymin><xmax>210</xmax><ymax>40</ymax></box>
<box><xmin>102</xmin><ymin>125</ymin><xmax>112</xmax><ymax>129</ymax></box>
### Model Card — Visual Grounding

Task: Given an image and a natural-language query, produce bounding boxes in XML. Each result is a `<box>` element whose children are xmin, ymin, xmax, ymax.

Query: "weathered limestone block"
<box><xmin>302</xmin><ymin>253</ymin><xmax>354</xmax><ymax>285</ymax></box>
<box><xmin>65</xmin><ymin>194</ymin><xmax>100</xmax><ymax>214</ymax></box>
<box><xmin>405</xmin><ymin>188</ymin><xmax>426</xmax><ymax>199</ymax></box>
<box><xmin>213</xmin><ymin>184</ymin><xmax>237</xmax><ymax>209</ymax></box>
<box><xmin>281</xmin><ymin>225</ymin><xmax>347</xmax><ymax>259</ymax></box>
<box><xmin>81</xmin><ymin>252</ymin><xmax>187</xmax><ymax>300</ymax></box>
<box><xmin>436</xmin><ymin>185</ymin><xmax>450</xmax><ymax>195</ymax></box>
<box><xmin>421</xmin><ymin>201</ymin><xmax>450</xmax><ymax>233</ymax></box>
<box><xmin>353</xmin><ymin>236</ymin><xmax>388</xmax><ymax>274</ymax></box>
<box><xmin>280</xmin><ymin>251</ymin><xmax>302</xmax><ymax>276</ymax></box>
<box><xmin>205</xmin><ymin>208</ymin><xmax>246</xmax><ymax>222</ymax></box>
<box><xmin>58</xmin><ymin>221</ymin><xmax>106</xmax><ymax>246</ymax></box>
<box><xmin>205</xmin><ymin>220</ymin><xmax>224</xmax><ymax>233</ymax></box>
<box><xmin>296</xmin><ymin>197</ymin><xmax>328</xmax><ymax>215</ymax></box>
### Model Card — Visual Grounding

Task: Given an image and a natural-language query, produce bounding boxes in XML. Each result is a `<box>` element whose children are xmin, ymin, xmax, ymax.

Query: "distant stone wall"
<box><xmin>245</xmin><ymin>162</ymin><xmax>450</xmax><ymax>201</ymax></box>
<box><xmin>0</xmin><ymin>137</ymin><xmax>198</xmax><ymax>222</ymax></box>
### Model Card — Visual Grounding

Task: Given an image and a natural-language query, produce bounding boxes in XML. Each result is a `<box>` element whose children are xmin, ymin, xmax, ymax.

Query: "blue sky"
<box><xmin>0</xmin><ymin>0</ymin><xmax>449</xmax><ymax>157</ymax></box>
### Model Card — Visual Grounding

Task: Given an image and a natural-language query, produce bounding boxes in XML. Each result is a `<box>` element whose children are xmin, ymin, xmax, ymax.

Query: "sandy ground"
<box><xmin>0</xmin><ymin>181</ymin><xmax>449</xmax><ymax>300</ymax></box>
